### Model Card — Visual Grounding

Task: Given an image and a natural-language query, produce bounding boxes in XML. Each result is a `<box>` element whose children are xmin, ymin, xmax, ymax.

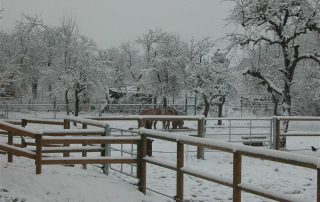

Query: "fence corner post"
<box><xmin>233</xmin><ymin>151</ymin><xmax>241</xmax><ymax>202</ymax></box>
<box><xmin>63</xmin><ymin>119</ymin><xmax>70</xmax><ymax>157</ymax></box>
<box><xmin>35</xmin><ymin>133</ymin><xmax>42</xmax><ymax>174</ymax></box>
<box><xmin>21</xmin><ymin>119</ymin><xmax>27</xmax><ymax>127</ymax></box>
<box><xmin>82</xmin><ymin>123</ymin><xmax>88</xmax><ymax>169</ymax></box>
<box><xmin>102</xmin><ymin>124</ymin><xmax>110</xmax><ymax>175</ymax></box>
<box><xmin>197</xmin><ymin>117</ymin><xmax>205</xmax><ymax>159</ymax></box>
<box><xmin>317</xmin><ymin>168</ymin><xmax>320</xmax><ymax>202</ymax></box>
<box><xmin>7</xmin><ymin>131</ymin><xmax>13</xmax><ymax>162</ymax></box>
<box><xmin>176</xmin><ymin>141</ymin><xmax>184</xmax><ymax>201</ymax></box>
<box><xmin>138</xmin><ymin>133</ymin><xmax>147</xmax><ymax>194</ymax></box>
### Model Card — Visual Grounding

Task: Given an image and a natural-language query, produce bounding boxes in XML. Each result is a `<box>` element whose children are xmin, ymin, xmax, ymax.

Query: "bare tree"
<box><xmin>136</xmin><ymin>28</ymin><xmax>164</xmax><ymax>64</ymax></box>
<box><xmin>14</xmin><ymin>14</ymin><xmax>48</xmax><ymax>100</ymax></box>
<box><xmin>227</xmin><ymin>0</ymin><xmax>320</xmax><ymax>115</ymax></box>
<box><xmin>148</xmin><ymin>32</ymin><xmax>187</xmax><ymax>108</ymax></box>
<box><xmin>188</xmin><ymin>49</ymin><xmax>235</xmax><ymax>120</ymax></box>
<box><xmin>120</xmin><ymin>41</ymin><xmax>143</xmax><ymax>90</ymax></box>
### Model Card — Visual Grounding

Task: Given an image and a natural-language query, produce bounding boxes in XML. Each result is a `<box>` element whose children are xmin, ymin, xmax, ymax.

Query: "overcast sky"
<box><xmin>1</xmin><ymin>0</ymin><xmax>235</xmax><ymax>49</ymax></box>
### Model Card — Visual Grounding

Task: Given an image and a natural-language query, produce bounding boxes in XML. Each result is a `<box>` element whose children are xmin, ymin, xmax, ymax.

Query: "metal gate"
<box><xmin>204</xmin><ymin>117</ymin><xmax>273</xmax><ymax>148</ymax></box>
<box><xmin>109</xmin><ymin>128</ymin><xmax>138</xmax><ymax>178</ymax></box>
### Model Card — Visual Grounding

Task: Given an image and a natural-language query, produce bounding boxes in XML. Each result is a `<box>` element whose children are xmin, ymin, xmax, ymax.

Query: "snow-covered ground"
<box><xmin>0</xmin><ymin>157</ymin><xmax>165</xmax><ymax>202</ymax></box>
<box><xmin>0</xmin><ymin>118</ymin><xmax>319</xmax><ymax>201</ymax></box>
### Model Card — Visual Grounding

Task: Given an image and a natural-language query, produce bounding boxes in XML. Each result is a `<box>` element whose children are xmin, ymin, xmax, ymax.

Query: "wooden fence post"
<box><xmin>272</xmin><ymin>117</ymin><xmax>280</xmax><ymax>150</ymax></box>
<box><xmin>21</xmin><ymin>119</ymin><xmax>27</xmax><ymax>147</ymax></box>
<box><xmin>35</xmin><ymin>133</ymin><xmax>42</xmax><ymax>174</ymax></box>
<box><xmin>63</xmin><ymin>120</ymin><xmax>70</xmax><ymax>157</ymax></box>
<box><xmin>317</xmin><ymin>168</ymin><xmax>320</xmax><ymax>202</ymax></box>
<box><xmin>197</xmin><ymin>117</ymin><xmax>205</xmax><ymax>159</ymax></box>
<box><xmin>82</xmin><ymin>123</ymin><xmax>87</xmax><ymax>169</ymax></box>
<box><xmin>102</xmin><ymin>124</ymin><xmax>110</xmax><ymax>174</ymax></box>
<box><xmin>7</xmin><ymin>131</ymin><xmax>13</xmax><ymax>162</ymax></box>
<box><xmin>137</xmin><ymin>119</ymin><xmax>143</xmax><ymax>128</ymax></box>
<box><xmin>233</xmin><ymin>152</ymin><xmax>242</xmax><ymax>202</ymax></box>
<box><xmin>136</xmin><ymin>136</ymin><xmax>142</xmax><ymax>179</ymax></box>
<box><xmin>139</xmin><ymin>134</ymin><xmax>147</xmax><ymax>194</ymax></box>
<box><xmin>21</xmin><ymin>119</ymin><xmax>27</xmax><ymax>127</ymax></box>
<box><xmin>176</xmin><ymin>141</ymin><xmax>184</xmax><ymax>201</ymax></box>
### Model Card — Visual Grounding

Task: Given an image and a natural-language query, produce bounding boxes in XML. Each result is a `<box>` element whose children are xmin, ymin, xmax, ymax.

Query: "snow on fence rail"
<box><xmin>138</xmin><ymin>128</ymin><xmax>320</xmax><ymax>202</ymax></box>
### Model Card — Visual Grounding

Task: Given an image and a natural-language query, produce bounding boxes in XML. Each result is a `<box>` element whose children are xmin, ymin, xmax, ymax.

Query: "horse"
<box><xmin>139</xmin><ymin>108</ymin><xmax>162</xmax><ymax>129</ymax></box>
<box><xmin>172</xmin><ymin>120</ymin><xmax>184</xmax><ymax>129</ymax></box>
<box><xmin>161</xmin><ymin>107</ymin><xmax>178</xmax><ymax>129</ymax></box>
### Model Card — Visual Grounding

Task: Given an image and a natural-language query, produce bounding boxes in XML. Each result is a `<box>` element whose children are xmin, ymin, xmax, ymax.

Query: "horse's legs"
<box><xmin>172</xmin><ymin>120</ymin><xmax>177</xmax><ymax>129</ymax></box>
<box><xmin>145</xmin><ymin>120</ymin><xmax>152</xmax><ymax>129</ymax></box>
<box><xmin>162</xmin><ymin>121</ymin><xmax>166</xmax><ymax>130</ymax></box>
<box><xmin>153</xmin><ymin>121</ymin><xmax>157</xmax><ymax>129</ymax></box>
<box><xmin>165</xmin><ymin>121</ymin><xmax>170</xmax><ymax>129</ymax></box>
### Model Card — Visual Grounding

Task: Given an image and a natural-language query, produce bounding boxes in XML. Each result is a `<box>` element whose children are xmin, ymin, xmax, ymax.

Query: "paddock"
<box><xmin>0</xmin><ymin>116</ymin><xmax>319</xmax><ymax>201</ymax></box>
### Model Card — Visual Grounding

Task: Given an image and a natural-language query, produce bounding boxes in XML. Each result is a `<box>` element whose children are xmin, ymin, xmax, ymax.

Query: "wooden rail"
<box><xmin>138</xmin><ymin>128</ymin><xmax>320</xmax><ymax>202</ymax></box>
<box><xmin>0</xmin><ymin>142</ymin><xmax>36</xmax><ymax>159</ymax></box>
<box><xmin>21</xmin><ymin>118</ymin><xmax>64</xmax><ymax>126</ymax></box>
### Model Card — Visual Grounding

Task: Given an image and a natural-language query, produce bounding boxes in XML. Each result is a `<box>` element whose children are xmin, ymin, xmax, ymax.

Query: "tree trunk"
<box><xmin>65</xmin><ymin>90</ymin><xmax>70</xmax><ymax>115</ymax></box>
<box><xmin>203</xmin><ymin>94</ymin><xmax>210</xmax><ymax>118</ymax></box>
<box><xmin>75</xmin><ymin>89</ymin><xmax>80</xmax><ymax>117</ymax></box>
<box><xmin>163</xmin><ymin>96</ymin><xmax>167</xmax><ymax>111</ymax></box>
<box><xmin>272</xmin><ymin>94</ymin><xmax>279</xmax><ymax>116</ymax></box>
<box><xmin>32</xmin><ymin>80</ymin><xmax>38</xmax><ymax>100</ymax></box>
<box><xmin>153</xmin><ymin>96</ymin><xmax>157</xmax><ymax>109</ymax></box>
<box><xmin>283</xmin><ymin>82</ymin><xmax>292</xmax><ymax>115</ymax></box>
<box><xmin>217</xmin><ymin>96</ymin><xmax>225</xmax><ymax>125</ymax></box>
<box><xmin>281</xmin><ymin>82</ymin><xmax>291</xmax><ymax>149</ymax></box>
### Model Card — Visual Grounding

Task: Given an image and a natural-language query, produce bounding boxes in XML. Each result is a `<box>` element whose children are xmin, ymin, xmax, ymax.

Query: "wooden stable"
<box><xmin>0</xmin><ymin>117</ymin><xmax>320</xmax><ymax>201</ymax></box>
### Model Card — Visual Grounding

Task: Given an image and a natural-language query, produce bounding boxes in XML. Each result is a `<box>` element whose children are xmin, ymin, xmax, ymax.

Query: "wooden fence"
<box><xmin>138</xmin><ymin>128</ymin><xmax>320</xmax><ymax>202</ymax></box>
<box><xmin>1</xmin><ymin>116</ymin><xmax>320</xmax><ymax>201</ymax></box>
<box><xmin>0</xmin><ymin>117</ymin><xmax>139</xmax><ymax>175</ymax></box>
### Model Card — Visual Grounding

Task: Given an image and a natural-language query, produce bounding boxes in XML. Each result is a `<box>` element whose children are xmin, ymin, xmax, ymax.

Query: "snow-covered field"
<box><xmin>0</xmin><ymin>118</ymin><xmax>319</xmax><ymax>201</ymax></box>
<box><xmin>0</xmin><ymin>158</ymin><xmax>165</xmax><ymax>202</ymax></box>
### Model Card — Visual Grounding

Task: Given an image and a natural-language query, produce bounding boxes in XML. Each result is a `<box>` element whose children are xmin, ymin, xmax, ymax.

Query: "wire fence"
<box><xmin>0</xmin><ymin>103</ymin><xmax>197</xmax><ymax>120</ymax></box>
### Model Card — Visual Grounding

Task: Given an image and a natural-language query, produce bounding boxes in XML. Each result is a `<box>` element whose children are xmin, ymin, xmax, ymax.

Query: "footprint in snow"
<box><xmin>0</xmin><ymin>188</ymin><xmax>8</xmax><ymax>192</ymax></box>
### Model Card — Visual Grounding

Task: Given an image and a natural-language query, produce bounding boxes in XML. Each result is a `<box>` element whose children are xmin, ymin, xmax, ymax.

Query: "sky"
<box><xmin>1</xmin><ymin>0</ymin><xmax>235</xmax><ymax>49</ymax></box>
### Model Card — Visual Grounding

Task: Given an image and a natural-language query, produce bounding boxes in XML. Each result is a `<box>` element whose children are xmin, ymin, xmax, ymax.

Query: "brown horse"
<box><xmin>161</xmin><ymin>108</ymin><xmax>178</xmax><ymax>129</ymax></box>
<box><xmin>172</xmin><ymin>120</ymin><xmax>184</xmax><ymax>129</ymax></box>
<box><xmin>139</xmin><ymin>108</ymin><xmax>162</xmax><ymax>129</ymax></box>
